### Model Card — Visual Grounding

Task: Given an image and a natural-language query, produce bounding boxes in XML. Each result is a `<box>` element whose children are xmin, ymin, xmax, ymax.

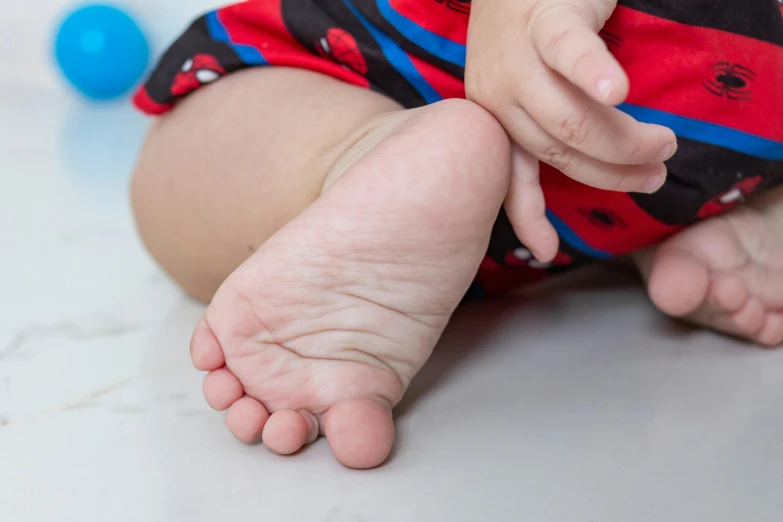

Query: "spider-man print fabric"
<box><xmin>134</xmin><ymin>0</ymin><xmax>783</xmax><ymax>297</ymax></box>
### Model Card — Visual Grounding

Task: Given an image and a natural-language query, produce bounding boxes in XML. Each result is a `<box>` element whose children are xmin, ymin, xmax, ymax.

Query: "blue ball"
<box><xmin>54</xmin><ymin>4</ymin><xmax>149</xmax><ymax>100</ymax></box>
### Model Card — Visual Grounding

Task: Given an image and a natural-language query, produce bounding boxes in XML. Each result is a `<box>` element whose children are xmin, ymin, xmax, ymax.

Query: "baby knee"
<box><xmin>129</xmin><ymin>121</ymin><xmax>165</xmax><ymax>246</ymax></box>
<box><xmin>129</xmin><ymin>124</ymin><xmax>219</xmax><ymax>302</ymax></box>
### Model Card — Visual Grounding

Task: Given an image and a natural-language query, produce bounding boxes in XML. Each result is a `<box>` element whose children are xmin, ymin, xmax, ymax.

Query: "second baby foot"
<box><xmin>636</xmin><ymin>190</ymin><xmax>783</xmax><ymax>347</ymax></box>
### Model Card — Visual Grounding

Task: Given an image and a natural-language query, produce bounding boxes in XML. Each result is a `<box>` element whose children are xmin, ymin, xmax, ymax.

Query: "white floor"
<box><xmin>2</xmin><ymin>91</ymin><xmax>783</xmax><ymax>522</ymax></box>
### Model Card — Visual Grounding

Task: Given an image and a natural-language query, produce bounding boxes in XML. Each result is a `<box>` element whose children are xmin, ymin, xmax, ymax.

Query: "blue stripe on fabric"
<box><xmin>342</xmin><ymin>0</ymin><xmax>442</xmax><ymax>103</ymax></box>
<box><xmin>205</xmin><ymin>10</ymin><xmax>268</xmax><ymax>65</ymax></box>
<box><xmin>546</xmin><ymin>210</ymin><xmax>613</xmax><ymax>260</ymax></box>
<box><xmin>618</xmin><ymin>103</ymin><xmax>783</xmax><ymax>161</ymax></box>
<box><xmin>376</xmin><ymin>0</ymin><xmax>467</xmax><ymax>67</ymax></box>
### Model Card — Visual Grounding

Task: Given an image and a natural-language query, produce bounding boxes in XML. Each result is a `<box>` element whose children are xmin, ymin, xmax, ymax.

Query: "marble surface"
<box><xmin>2</xmin><ymin>91</ymin><xmax>783</xmax><ymax>522</ymax></box>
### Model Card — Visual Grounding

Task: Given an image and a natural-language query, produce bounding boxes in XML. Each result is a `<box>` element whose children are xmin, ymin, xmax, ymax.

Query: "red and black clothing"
<box><xmin>134</xmin><ymin>0</ymin><xmax>783</xmax><ymax>296</ymax></box>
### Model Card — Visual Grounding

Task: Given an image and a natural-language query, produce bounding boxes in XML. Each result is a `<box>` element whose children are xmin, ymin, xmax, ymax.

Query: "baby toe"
<box><xmin>708</xmin><ymin>275</ymin><xmax>749</xmax><ymax>314</ymax></box>
<box><xmin>755</xmin><ymin>313</ymin><xmax>783</xmax><ymax>348</ymax></box>
<box><xmin>203</xmin><ymin>368</ymin><xmax>244</xmax><ymax>411</ymax></box>
<box><xmin>647</xmin><ymin>248</ymin><xmax>709</xmax><ymax>317</ymax></box>
<box><xmin>322</xmin><ymin>398</ymin><xmax>395</xmax><ymax>470</ymax></box>
<box><xmin>262</xmin><ymin>410</ymin><xmax>318</xmax><ymax>455</ymax></box>
<box><xmin>190</xmin><ymin>315</ymin><xmax>225</xmax><ymax>371</ymax></box>
<box><xmin>727</xmin><ymin>298</ymin><xmax>766</xmax><ymax>337</ymax></box>
<box><xmin>226</xmin><ymin>396</ymin><xmax>270</xmax><ymax>443</ymax></box>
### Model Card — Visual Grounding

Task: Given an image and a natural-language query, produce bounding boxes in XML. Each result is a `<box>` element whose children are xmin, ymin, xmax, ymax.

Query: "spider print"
<box><xmin>704</xmin><ymin>62</ymin><xmax>755</xmax><ymax>100</ymax></box>
<box><xmin>598</xmin><ymin>30</ymin><xmax>622</xmax><ymax>49</ymax></box>
<box><xmin>316</xmin><ymin>28</ymin><xmax>368</xmax><ymax>74</ymax></box>
<box><xmin>698</xmin><ymin>175</ymin><xmax>763</xmax><ymax>218</ymax></box>
<box><xmin>505</xmin><ymin>247</ymin><xmax>572</xmax><ymax>271</ymax></box>
<box><xmin>171</xmin><ymin>54</ymin><xmax>224</xmax><ymax>97</ymax></box>
<box><xmin>433</xmin><ymin>0</ymin><xmax>471</xmax><ymax>14</ymax></box>
<box><xmin>579</xmin><ymin>207</ymin><xmax>628</xmax><ymax>231</ymax></box>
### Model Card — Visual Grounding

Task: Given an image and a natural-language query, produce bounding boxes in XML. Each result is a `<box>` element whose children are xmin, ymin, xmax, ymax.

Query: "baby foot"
<box><xmin>189</xmin><ymin>100</ymin><xmax>511</xmax><ymax>468</ymax></box>
<box><xmin>635</xmin><ymin>196</ymin><xmax>783</xmax><ymax>347</ymax></box>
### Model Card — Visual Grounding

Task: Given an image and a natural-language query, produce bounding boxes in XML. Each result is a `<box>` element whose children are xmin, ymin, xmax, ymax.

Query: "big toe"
<box><xmin>647</xmin><ymin>247</ymin><xmax>710</xmax><ymax>317</ymax></box>
<box><xmin>322</xmin><ymin>399</ymin><xmax>395</xmax><ymax>470</ymax></box>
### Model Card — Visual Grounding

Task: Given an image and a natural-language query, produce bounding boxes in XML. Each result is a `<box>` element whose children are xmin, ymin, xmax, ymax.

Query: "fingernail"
<box><xmin>655</xmin><ymin>142</ymin><xmax>677</xmax><ymax>162</ymax></box>
<box><xmin>643</xmin><ymin>173</ymin><xmax>666</xmax><ymax>194</ymax></box>
<box><xmin>597</xmin><ymin>78</ymin><xmax>613</xmax><ymax>102</ymax></box>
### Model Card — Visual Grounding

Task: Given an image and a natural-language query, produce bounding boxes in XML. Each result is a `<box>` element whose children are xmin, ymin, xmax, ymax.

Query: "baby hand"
<box><xmin>465</xmin><ymin>0</ymin><xmax>677</xmax><ymax>261</ymax></box>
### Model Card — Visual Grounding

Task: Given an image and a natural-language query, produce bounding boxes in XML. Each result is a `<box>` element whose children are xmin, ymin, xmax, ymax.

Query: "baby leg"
<box><xmin>132</xmin><ymin>67</ymin><xmax>400</xmax><ymax>301</ymax></box>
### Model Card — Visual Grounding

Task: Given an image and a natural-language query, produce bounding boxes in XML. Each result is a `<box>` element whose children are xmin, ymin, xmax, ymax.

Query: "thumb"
<box><xmin>529</xmin><ymin>0</ymin><xmax>628</xmax><ymax>105</ymax></box>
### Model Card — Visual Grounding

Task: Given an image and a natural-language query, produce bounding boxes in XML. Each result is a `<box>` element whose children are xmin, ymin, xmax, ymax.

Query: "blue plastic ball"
<box><xmin>54</xmin><ymin>4</ymin><xmax>149</xmax><ymax>100</ymax></box>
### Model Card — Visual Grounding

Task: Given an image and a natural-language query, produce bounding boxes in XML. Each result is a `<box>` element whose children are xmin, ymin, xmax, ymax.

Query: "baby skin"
<box><xmin>131</xmin><ymin>1</ymin><xmax>783</xmax><ymax>468</ymax></box>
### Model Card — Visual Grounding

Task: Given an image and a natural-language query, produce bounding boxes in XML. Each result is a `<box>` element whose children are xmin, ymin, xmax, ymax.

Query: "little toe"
<box><xmin>321</xmin><ymin>398</ymin><xmax>395</xmax><ymax>470</ymax></box>
<box><xmin>203</xmin><ymin>368</ymin><xmax>244</xmax><ymax>410</ymax></box>
<box><xmin>190</xmin><ymin>316</ymin><xmax>225</xmax><ymax>371</ymax></box>
<box><xmin>647</xmin><ymin>248</ymin><xmax>710</xmax><ymax>317</ymax></box>
<box><xmin>755</xmin><ymin>313</ymin><xmax>783</xmax><ymax>348</ymax></box>
<box><xmin>226</xmin><ymin>396</ymin><xmax>270</xmax><ymax>443</ymax></box>
<box><xmin>262</xmin><ymin>410</ymin><xmax>318</xmax><ymax>455</ymax></box>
